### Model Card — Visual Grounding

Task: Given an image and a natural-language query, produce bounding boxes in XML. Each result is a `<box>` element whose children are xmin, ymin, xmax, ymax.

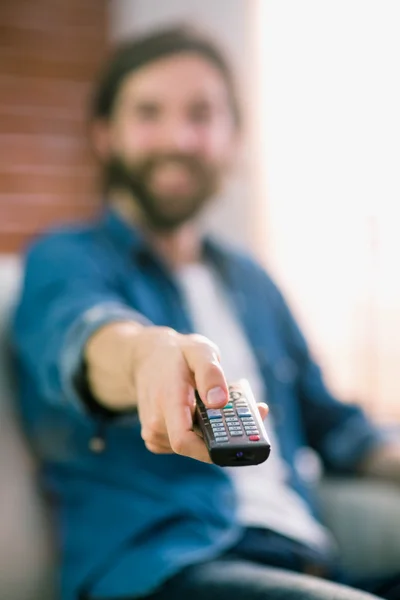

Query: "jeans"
<box><xmin>94</xmin><ymin>528</ymin><xmax>400</xmax><ymax>600</ymax></box>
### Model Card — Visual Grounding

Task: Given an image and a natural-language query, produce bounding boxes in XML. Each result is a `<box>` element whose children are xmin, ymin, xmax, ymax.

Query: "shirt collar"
<box><xmin>100</xmin><ymin>206</ymin><xmax>231</xmax><ymax>278</ymax></box>
<box><xmin>100</xmin><ymin>207</ymin><xmax>149</xmax><ymax>257</ymax></box>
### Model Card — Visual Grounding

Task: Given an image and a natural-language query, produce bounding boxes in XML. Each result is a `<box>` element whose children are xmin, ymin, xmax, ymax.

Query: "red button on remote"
<box><xmin>249</xmin><ymin>435</ymin><xmax>260</xmax><ymax>441</ymax></box>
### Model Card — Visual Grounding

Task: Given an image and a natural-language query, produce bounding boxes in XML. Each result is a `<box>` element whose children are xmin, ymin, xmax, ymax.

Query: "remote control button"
<box><xmin>235</xmin><ymin>401</ymin><xmax>248</xmax><ymax>406</ymax></box>
<box><xmin>229</xmin><ymin>425</ymin><xmax>242</xmax><ymax>430</ymax></box>
<box><xmin>214</xmin><ymin>431</ymin><xmax>228</xmax><ymax>438</ymax></box>
<box><xmin>223</xmin><ymin>403</ymin><xmax>233</xmax><ymax>409</ymax></box>
<box><xmin>249</xmin><ymin>435</ymin><xmax>260</xmax><ymax>441</ymax></box>
<box><xmin>237</xmin><ymin>408</ymin><xmax>252</xmax><ymax>415</ymax></box>
<box><xmin>230</xmin><ymin>431</ymin><xmax>244</xmax><ymax>436</ymax></box>
<box><xmin>223</xmin><ymin>412</ymin><xmax>235</xmax><ymax>418</ymax></box>
<box><xmin>225</xmin><ymin>417</ymin><xmax>239</xmax><ymax>422</ymax></box>
<box><xmin>211</xmin><ymin>421</ymin><xmax>224</xmax><ymax>427</ymax></box>
<box><xmin>213</xmin><ymin>427</ymin><xmax>226</xmax><ymax>433</ymax></box>
<box><xmin>240</xmin><ymin>417</ymin><xmax>254</xmax><ymax>423</ymax></box>
<box><xmin>207</xmin><ymin>409</ymin><xmax>222</xmax><ymax>419</ymax></box>
<box><xmin>216</xmin><ymin>437</ymin><xmax>229</xmax><ymax>443</ymax></box>
<box><xmin>210</xmin><ymin>417</ymin><xmax>223</xmax><ymax>423</ymax></box>
<box><xmin>230</xmin><ymin>391</ymin><xmax>242</xmax><ymax>400</ymax></box>
<box><xmin>245</xmin><ymin>427</ymin><xmax>259</xmax><ymax>432</ymax></box>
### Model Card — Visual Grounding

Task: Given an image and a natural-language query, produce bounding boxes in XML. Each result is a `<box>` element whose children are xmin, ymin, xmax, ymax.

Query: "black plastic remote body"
<box><xmin>195</xmin><ymin>379</ymin><xmax>271</xmax><ymax>467</ymax></box>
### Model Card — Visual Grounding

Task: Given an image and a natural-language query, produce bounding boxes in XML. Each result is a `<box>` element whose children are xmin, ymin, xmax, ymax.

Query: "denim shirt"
<box><xmin>12</xmin><ymin>209</ymin><xmax>383</xmax><ymax>600</ymax></box>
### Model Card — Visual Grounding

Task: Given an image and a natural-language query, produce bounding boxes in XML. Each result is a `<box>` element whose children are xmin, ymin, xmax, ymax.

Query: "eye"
<box><xmin>134</xmin><ymin>103</ymin><xmax>161</xmax><ymax>121</ymax></box>
<box><xmin>188</xmin><ymin>104</ymin><xmax>214</xmax><ymax>125</ymax></box>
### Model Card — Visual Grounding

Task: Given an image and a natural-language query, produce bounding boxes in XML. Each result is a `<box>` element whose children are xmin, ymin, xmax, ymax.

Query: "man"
<box><xmin>12</xmin><ymin>26</ymin><xmax>400</xmax><ymax>600</ymax></box>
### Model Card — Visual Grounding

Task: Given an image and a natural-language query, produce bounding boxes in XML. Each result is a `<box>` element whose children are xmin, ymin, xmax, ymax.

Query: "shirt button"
<box><xmin>89</xmin><ymin>437</ymin><xmax>106</xmax><ymax>453</ymax></box>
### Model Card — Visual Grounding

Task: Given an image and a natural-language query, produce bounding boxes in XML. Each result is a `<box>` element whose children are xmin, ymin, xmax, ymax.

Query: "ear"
<box><xmin>90</xmin><ymin>118</ymin><xmax>112</xmax><ymax>162</ymax></box>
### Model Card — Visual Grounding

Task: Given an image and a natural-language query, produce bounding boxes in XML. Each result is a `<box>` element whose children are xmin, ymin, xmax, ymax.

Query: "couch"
<box><xmin>1</xmin><ymin>255</ymin><xmax>399</xmax><ymax>600</ymax></box>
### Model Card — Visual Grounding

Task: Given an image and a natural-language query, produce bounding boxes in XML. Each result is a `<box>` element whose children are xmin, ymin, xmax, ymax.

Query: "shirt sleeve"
<box><xmin>12</xmin><ymin>234</ymin><xmax>151</xmax><ymax>420</ymax></box>
<box><xmin>270</xmin><ymin>281</ymin><xmax>387</xmax><ymax>474</ymax></box>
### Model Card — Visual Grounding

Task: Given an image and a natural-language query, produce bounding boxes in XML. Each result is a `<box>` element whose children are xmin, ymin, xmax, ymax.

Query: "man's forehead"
<box><xmin>117</xmin><ymin>53</ymin><xmax>230</xmax><ymax>103</ymax></box>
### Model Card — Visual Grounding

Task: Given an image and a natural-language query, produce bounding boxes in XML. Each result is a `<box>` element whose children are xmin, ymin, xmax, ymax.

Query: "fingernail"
<box><xmin>207</xmin><ymin>386</ymin><xmax>227</xmax><ymax>406</ymax></box>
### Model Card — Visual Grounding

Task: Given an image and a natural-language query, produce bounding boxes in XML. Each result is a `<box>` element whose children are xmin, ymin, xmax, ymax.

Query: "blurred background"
<box><xmin>1</xmin><ymin>0</ymin><xmax>400</xmax><ymax>426</ymax></box>
<box><xmin>1</xmin><ymin>2</ymin><xmax>400</xmax><ymax>598</ymax></box>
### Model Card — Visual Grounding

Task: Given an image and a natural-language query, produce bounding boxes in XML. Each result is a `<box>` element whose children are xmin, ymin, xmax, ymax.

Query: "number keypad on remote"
<box><xmin>205</xmin><ymin>388</ymin><xmax>262</xmax><ymax>442</ymax></box>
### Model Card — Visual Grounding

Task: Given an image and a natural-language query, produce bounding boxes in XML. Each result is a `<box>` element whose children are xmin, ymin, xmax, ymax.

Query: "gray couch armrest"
<box><xmin>0</xmin><ymin>256</ymin><xmax>56</xmax><ymax>600</ymax></box>
<box><xmin>317</xmin><ymin>477</ymin><xmax>400</xmax><ymax>577</ymax></box>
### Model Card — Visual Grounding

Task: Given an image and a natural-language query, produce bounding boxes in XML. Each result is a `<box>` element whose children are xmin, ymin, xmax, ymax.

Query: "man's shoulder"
<box><xmin>19</xmin><ymin>218</ymin><xmax>114</xmax><ymax>287</ymax></box>
<box><xmin>25</xmin><ymin>218</ymin><xmax>103</xmax><ymax>260</ymax></box>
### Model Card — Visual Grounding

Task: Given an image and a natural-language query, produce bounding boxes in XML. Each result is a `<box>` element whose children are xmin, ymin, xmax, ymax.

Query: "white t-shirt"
<box><xmin>176</xmin><ymin>262</ymin><xmax>333</xmax><ymax>552</ymax></box>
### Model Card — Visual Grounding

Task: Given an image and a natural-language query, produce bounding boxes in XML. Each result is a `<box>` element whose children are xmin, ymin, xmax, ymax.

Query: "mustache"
<box><xmin>141</xmin><ymin>153</ymin><xmax>208</xmax><ymax>176</ymax></box>
<box><xmin>103</xmin><ymin>153</ymin><xmax>217</xmax><ymax>199</ymax></box>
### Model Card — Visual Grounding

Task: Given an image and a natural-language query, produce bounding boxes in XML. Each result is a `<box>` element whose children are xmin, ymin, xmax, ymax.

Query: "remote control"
<box><xmin>195</xmin><ymin>379</ymin><xmax>271</xmax><ymax>467</ymax></box>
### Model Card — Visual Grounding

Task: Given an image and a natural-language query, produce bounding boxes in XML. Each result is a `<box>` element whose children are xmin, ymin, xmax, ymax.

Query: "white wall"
<box><xmin>109</xmin><ymin>0</ymin><xmax>257</xmax><ymax>250</ymax></box>
<box><xmin>256</xmin><ymin>0</ymin><xmax>400</xmax><ymax>420</ymax></box>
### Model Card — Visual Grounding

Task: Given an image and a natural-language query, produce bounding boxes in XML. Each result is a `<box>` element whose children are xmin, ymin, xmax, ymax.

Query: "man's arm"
<box><xmin>13</xmin><ymin>233</ymin><xmax>267</xmax><ymax>461</ymax></box>
<box><xmin>13</xmin><ymin>234</ymin><xmax>148</xmax><ymax>416</ymax></box>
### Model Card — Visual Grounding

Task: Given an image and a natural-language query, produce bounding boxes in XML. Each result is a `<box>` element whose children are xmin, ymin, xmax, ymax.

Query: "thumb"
<box><xmin>182</xmin><ymin>336</ymin><xmax>228</xmax><ymax>409</ymax></box>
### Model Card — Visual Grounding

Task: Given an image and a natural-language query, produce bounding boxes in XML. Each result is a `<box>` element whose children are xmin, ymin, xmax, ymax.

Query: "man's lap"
<box><xmin>101</xmin><ymin>558</ymin><xmax>381</xmax><ymax>600</ymax></box>
<box><xmin>91</xmin><ymin>529</ymin><xmax>399</xmax><ymax>600</ymax></box>
<box><xmin>153</xmin><ymin>558</ymin><xmax>382</xmax><ymax>600</ymax></box>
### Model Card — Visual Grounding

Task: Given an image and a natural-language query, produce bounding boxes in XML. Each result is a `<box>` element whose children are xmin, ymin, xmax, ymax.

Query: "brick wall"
<box><xmin>0</xmin><ymin>0</ymin><xmax>108</xmax><ymax>252</ymax></box>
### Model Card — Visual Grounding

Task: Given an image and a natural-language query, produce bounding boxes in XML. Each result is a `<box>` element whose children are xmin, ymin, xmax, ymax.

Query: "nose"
<box><xmin>160</xmin><ymin>119</ymin><xmax>200</xmax><ymax>154</ymax></box>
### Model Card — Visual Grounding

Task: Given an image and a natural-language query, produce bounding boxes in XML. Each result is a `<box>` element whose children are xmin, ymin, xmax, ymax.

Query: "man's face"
<box><xmin>98</xmin><ymin>53</ymin><xmax>237</xmax><ymax>231</ymax></box>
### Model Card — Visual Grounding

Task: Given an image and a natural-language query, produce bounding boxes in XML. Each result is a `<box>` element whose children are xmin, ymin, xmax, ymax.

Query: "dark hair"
<box><xmin>91</xmin><ymin>25</ymin><xmax>241</xmax><ymax>127</ymax></box>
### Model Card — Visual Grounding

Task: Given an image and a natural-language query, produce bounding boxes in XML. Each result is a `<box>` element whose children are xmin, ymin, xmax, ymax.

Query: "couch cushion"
<box><xmin>318</xmin><ymin>477</ymin><xmax>400</xmax><ymax>577</ymax></box>
<box><xmin>0</xmin><ymin>255</ymin><xmax>56</xmax><ymax>600</ymax></box>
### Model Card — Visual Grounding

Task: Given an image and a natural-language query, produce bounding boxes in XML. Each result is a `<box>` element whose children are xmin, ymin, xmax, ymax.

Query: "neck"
<box><xmin>110</xmin><ymin>189</ymin><xmax>203</xmax><ymax>269</ymax></box>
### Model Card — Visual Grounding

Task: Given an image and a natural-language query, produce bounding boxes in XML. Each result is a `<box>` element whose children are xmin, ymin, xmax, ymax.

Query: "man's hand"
<box><xmin>85</xmin><ymin>322</ymin><xmax>268</xmax><ymax>463</ymax></box>
<box><xmin>359</xmin><ymin>442</ymin><xmax>400</xmax><ymax>484</ymax></box>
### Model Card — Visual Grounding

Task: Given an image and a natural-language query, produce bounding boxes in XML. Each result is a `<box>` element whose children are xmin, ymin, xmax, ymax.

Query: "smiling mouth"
<box><xmin>150</xmin><ymin>162</ymin><xmax>197</xmax><ymax>195</ymax></box>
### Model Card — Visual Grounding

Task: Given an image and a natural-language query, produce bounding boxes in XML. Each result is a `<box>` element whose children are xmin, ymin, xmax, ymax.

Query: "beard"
<box><xmin>104</xmin><ymin>152</ymin><xmax>224</xmax><ymax>232</ymax></box>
